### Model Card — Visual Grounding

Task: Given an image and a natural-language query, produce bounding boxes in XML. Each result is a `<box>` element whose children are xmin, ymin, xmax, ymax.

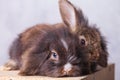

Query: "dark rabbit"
<box><xmin>59</xmin><ymin>0</ymin><xmax>108</xmax><ymax>73</ymax></box>
<box><xmin>2</xmin><ymin>25</ymin><xmax>85</xmax><ymax>77</ymax></box>
<box><xmin>2</xmin><ymin>25</ymin><xmax>84</xmax><ymax>77</ymax></box>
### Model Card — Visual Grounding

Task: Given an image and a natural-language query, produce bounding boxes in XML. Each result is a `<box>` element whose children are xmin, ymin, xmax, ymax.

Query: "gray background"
<box><xmin>0</xmin><ymin>0</ymin><xmax>119</xmax><ymax>80</ymax></box>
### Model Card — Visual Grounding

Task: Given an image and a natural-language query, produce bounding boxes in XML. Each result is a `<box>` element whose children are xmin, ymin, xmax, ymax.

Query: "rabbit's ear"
<box><xmin>59</xmin><ymin>0</ymin><xmax>79</xmax><ymax>32</ymax></box>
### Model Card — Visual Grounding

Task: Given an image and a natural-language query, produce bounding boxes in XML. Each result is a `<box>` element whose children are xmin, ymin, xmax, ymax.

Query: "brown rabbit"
<box><xmin>59</xmin><ymin>0</ymin><xmax>108</xmax><ymax>73</ymax></box>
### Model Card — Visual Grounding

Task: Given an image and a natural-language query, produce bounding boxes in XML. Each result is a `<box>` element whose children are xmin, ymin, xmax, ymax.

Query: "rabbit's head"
<box><xmin>59</xmin><ymin>0</ymin><xmax>108</xmax><ymax>68</ymax></box>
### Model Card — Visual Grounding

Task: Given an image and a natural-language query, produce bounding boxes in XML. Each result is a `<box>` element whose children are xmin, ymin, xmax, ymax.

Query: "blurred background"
<box><xmin>0</xmin><ymin>0</ymin><xmax>119</xmax><ymax>79</ymax></box>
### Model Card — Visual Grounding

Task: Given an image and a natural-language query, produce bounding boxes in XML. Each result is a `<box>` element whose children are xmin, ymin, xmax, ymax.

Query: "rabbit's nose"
<box><xmin>62</xmin><ymin>63</ymin><xmax>72</xmax><ymax>75</ymax></box>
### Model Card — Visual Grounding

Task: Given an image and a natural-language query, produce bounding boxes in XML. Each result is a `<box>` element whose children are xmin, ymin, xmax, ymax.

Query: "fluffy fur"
<box><xmin>2</xmin><ymin>23</ymin><xmax>91</xmax><ymax>77</ymax></box>
<box><xmin>59</xmin><ymin>0</ymin><xmax>108</xmax><ymax>73</ymax></box>
<box><xmin>2</xmin><ymin>0</ymin><xmax>108</xmax><ymax>77</ymax></box>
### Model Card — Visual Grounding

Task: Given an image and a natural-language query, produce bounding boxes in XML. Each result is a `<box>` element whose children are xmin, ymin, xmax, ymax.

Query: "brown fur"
<box><xmin>59</xmin><ymin>0</ymin><xmax>108</xmax><ymax>72</ymax></box>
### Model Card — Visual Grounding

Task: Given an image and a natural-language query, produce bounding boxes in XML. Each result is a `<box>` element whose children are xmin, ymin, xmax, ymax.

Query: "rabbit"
<box><xmin>59</xmin><ymin>0</ymin><xmax>108</xmax><ymax>73</ymax></box>
<box><xmin>1</xmin><ymin>24</ymin><xmax>86</xmax><ymax>77</ymax></box>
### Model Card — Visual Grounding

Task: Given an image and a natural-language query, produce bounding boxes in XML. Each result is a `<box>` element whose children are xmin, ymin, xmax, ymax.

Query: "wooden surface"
<box><xmin>83</xmin><ymin>64</ymin><xmax>115</xmax><ymax>80</ymax></box>
<box><xmin>0</xmin><ymin>64</ymin><xmax>114</xmax><ymax>80</ymax></box>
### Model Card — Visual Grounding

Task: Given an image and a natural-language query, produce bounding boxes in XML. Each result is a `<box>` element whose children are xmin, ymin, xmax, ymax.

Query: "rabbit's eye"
<box><xmin>79</xmin><ymin>35</ymin><xmax>87</xmax><ymax>46</ymax></box>
<box><xmin>50</xmin><ymin>50</ymin><xmax>59</xmax><ymax>61</ymax></box>
<box><xmin>81</xmin><ymin>39</ymin><xmax>86</xmax><ymax>45</ymax></box>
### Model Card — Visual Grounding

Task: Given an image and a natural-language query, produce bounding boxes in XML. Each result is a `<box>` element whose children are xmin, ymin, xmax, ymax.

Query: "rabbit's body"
<box><xmin>3</xmin><ymin>23</ymin><xmax>90</xmax><ymax>77</ymax></box>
